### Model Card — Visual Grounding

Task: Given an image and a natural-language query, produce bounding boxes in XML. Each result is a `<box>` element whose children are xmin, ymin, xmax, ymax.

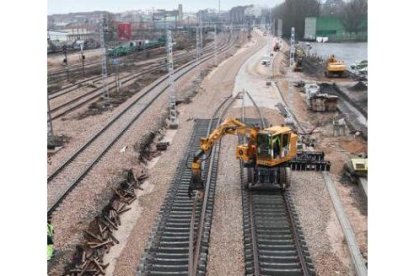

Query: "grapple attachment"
<box><xmin>288</xmin><ymin>151</ymin><xmax>331</xmax><ymax>171</ymax></box>
<box><xmin>189</xmin><ymin>174</ymin><xmax>204</xmax><ymax>197</ymax></box>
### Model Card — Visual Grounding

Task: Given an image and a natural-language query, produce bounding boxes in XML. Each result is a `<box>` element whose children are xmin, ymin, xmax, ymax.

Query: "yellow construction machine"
<box><xmin>325</xmin><ymin>55</ymin><xmax>348</xmax><ymax>77</ymax></box>
<box><xmin>188</xmin><ymin>118</ymin><xmax>331</xmax><ymax>196</ymax></box>
<box><xmin>189</xmin><ymin>118</ymin><xmax>298</xmax><ymax>196</ymax></box>
<box><xmin>343</xmin><ymin>155</ymin><xmax>368</xmax><ymax>183</ymax></box>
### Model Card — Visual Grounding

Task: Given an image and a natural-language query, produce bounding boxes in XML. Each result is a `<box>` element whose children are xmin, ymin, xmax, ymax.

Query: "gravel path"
<box><xmin>290</xmin><ymin>172</ymin><xmax>353</xmax><ymax>275</ymax></box>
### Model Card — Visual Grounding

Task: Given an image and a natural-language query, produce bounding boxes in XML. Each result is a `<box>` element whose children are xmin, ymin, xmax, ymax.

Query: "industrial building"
<box><xmin>304</xmin><ymin>16</ymin><xmax>367</xmax><ymax>41</ymax></box>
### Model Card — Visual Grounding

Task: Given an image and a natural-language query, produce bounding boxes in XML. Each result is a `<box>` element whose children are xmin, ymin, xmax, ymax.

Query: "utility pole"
<box><xmin>100</xmin><ymin>13</ymin><xmax>110</xmax><ymax>100</ymax></box>
<box><xmin>277</xmin><ymin>19</ymin><xmax>283</xmax><ymax>39</ymax></box>
<box><xmin>47</xmin><ymin>95</ymin><xmax>55</xmax><ymax>148</ymax></box>
<box><xmin>112</xmin><ymin>57</ymin><xmax>120</xmax><ymax>93</ymax></box>
<box><xmin>198</xmin><ymin>13</ymin><xmax>203</xmax><ymax>57</ymax></box>
<box><xmin>214</xmin><ymin>24</ymin><xmax>218</xmax><ymax>66</ymax></box>
<box><xmin>167</xmin><ymin>30</ymin><xmax>178</xmax><ymax>129</ymax></box>
<box><xmin>196</xmin><ymin>26</ymin><xmax>201</xmax><ymax>66</ymax></box>
<box><xmin>290</xmin><ymin>27</ymin><xmax>295</xmax><ymax>68</ymax></box>
<box><xmin>164</xmin><ymin>15</ymin><xmax>169</xmax><ymax>59</ymax></box>
<box><xmin>218</xmin><ymin>0</ymin><xmax>220</xmax><ymax>16</ymax></box>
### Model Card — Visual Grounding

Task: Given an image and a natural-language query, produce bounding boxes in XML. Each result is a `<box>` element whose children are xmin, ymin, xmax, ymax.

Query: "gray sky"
<box><xmin>48</xmin><ymin>0</ymin><xmax>281</xmax><ymax>15</ymax></box>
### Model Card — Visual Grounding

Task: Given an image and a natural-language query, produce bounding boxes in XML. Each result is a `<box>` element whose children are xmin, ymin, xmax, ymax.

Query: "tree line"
<box><xmin>271</xmin><ymin>0</ymin><xmax>367</xmax><ymax>38</ymax></box>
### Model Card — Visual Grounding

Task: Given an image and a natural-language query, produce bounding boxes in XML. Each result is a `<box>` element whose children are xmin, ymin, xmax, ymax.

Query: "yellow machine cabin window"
<box><xmin>257</xmin><ymin>132</ymin><xmax>271</xmax><ymax>159</ymax></box>
<box><xmin>282</xmin><ymin>133</ymin><xmax>290</xmax><ymax>147</ymax></box>
<box><xmin>271</xmin><ymin>134</ymin><xmax>281</xmax><ymax>159</ymax></box>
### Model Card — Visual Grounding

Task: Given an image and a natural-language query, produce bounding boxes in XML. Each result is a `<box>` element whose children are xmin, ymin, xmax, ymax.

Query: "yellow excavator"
<box><xmin>189</xmin><ymin>118</ymin><xmax>299</xmax><ymax>196</ymax></box>
<box><xmin>325</xmin><ymin>55</ymin><xmax>348</xmax><ymax>77</ymax></box>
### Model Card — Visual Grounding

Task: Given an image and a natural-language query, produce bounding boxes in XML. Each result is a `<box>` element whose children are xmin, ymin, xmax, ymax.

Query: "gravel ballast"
<box><xmin>47</xmin><ymin>36</ymin><xmax>237</xmax><ymax>275</ymax></box>
<box><xmin>113</xmin><ymin>32</ymin><xmax>263</xmax><ymax>276</ymax></box>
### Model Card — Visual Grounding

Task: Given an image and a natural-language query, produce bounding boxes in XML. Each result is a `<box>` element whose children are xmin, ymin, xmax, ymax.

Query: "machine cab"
<box><xmin>256</xmin><ymin>128</ymin><xmax>297</xmax><ymax>165</ymax></box>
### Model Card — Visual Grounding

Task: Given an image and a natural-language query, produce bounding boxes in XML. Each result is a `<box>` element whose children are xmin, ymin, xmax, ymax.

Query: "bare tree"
<box><xmin>341</xmin><ymin>0</ymin><xmax>367</xmax><ymax>33</ymax></box>
<box><xmin>320</xmin><ymin>0</ymin><xmax>346</xmax><ymax>17</ymax></box>
<box><xmin>272</xmin><ymin>0</ymin><xmax>321</xmax><ymax>38</ymax></box>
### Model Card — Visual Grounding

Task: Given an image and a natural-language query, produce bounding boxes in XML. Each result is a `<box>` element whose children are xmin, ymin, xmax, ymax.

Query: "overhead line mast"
<box><xmin>167</xmin><ymin>30</ymin><xmax>178</xmax><ymax>129</ymax></box>
<box><xmin>100</xmin><ymin>13</ymin><xmax>110</xmax><ymax>101</ymax></box>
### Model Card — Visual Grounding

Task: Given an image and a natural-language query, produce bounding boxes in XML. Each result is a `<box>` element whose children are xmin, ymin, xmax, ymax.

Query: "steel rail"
<box><xmin>47</xmin><ymin>34</ymin><xmax>240</xmax><ymax>216</ymax></box>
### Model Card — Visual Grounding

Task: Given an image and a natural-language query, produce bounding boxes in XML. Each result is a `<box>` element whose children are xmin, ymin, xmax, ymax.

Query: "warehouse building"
<box><xmin>304</xmin><ymin>17</ymin><xmax>367</xmax><ymax>42</ymax></box>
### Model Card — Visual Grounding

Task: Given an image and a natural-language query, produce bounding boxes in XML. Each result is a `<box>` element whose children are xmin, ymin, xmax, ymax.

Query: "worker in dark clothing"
<box><xmin>47</xmin><ymin>218</ymin><xmax>54</xmax><ymax>261</ymax></box>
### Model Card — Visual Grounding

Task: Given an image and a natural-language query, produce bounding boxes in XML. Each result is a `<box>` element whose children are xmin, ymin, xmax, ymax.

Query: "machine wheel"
<box><xmin>243</xmin><ymin>167</ymin><xmax>252</xmax><ymax>190</ymax></box>
<box><xmin>279</xmin><ymin>167</ymin><xmax>292</xmax><ymax>190</ymax></box>
<box><xmin>279</xmin><ymin>167</ymin><xmax>286</xmax><ymax>189</ymax></box>
<box><xmin>284</xmin><ymin>167</ymin><xmax>292</xmax><ymax>189</ymax></box>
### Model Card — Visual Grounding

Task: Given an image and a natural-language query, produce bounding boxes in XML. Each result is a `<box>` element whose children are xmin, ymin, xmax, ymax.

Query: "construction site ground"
<box><xmin>278</xmin><ymin>40</ymin><xmax>368</xmax><ymax>271</ymax></box>
<box><xmin>47</xmin><ymin>30</ymin><xmax>367</xmax><ymax>276</ymax></box>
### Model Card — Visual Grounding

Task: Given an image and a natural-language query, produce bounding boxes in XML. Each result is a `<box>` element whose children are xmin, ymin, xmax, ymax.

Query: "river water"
<box><xmin>300</xmin><ymin>42</ymin><xmax>367</xmax><ymax>67</ymax></box>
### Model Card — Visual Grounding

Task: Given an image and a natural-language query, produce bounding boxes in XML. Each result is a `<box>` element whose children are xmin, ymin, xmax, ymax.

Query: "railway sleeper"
<box><xmin>144</xmin><ymin>266</ymin><xmax>189</xmax><ymax>274</ymax></box>
<box><xmin>260</xmin><ymin>261</ymin><xmax>302</xmax><ymax>269</ymax></box>
<box><xmin>150</xmin><ymin>257</ymin><xmax>188</xmax><ymax>265</ymax></box>
<box><xmin>255</xmin><ymin>224</ymin><xmax>291</xmax><ymax>230</ymax></box>
<box><xmin>260</xmin><ymin>267</ymin><xmax>303</xmax><ymax>275</ymax></box>
<box><xmin>259</xmin><ymin>249</ymin><xmax>298</xmax><ymax>256</ymax></box>
<box><xmin>150</xmin><ymin>247</ymin><xmax>189</xmax><ymax>254</ymax></box>
<box><xmin>258</xmin><ymin>243</ymin><xmax>296</xmax><ymax>250</ymax></box>
<box><xmin>159</xmin><ymin>236</ymin><xmax>189</xmax><ymax>243</ymax></box>
<box><xmin>258</xmin><ymin>238</ymin><xmax>295</xmax><ymax>245</ymax></box>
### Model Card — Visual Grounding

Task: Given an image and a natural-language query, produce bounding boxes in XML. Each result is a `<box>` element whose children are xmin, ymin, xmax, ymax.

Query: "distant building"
<box><xmin>183</xmin><ymin>14</ymin><xmax>198</xmax><ymax>25</ymax></box>
<box><xmin>48</xmin><ymin>27</ymin><xmax>96</xmax><ymax>43</ymax></box>
<box><xmin>178</xmin><ymin>4</ymin><xmax>183</xmax><ymax>21</ymax></box>
<box><xmin>244</xmin><ymin>5</ymin><xmax>263</xmax><ymax>18</ymax></box>
<box><xmin>229</xmin><ymin>5</ymin><xmax>250</xmax><ymax>24</ymax></box>
<box><xmin>152</xmin><ymin>9</ymin><xmax>179</xmax><ymax>29</ymax></box>
<box><xmin>48</xmin><ymin>31</ymin><xmax>69</xmax><ymax>42</ymax></box>
<box><xmin>304</xmin><ymin>17</ymin><xmax>367</xmax><ymax>41</ymax></box>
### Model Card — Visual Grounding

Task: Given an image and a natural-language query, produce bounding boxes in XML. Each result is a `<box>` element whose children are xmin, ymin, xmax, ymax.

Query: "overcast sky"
<box><xmin>48</xmin><ymin>0</ymin><xmax>282</xmax><ymax>15</ymax></box>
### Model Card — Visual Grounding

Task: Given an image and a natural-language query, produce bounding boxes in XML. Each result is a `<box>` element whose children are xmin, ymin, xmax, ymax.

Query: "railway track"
<box><xmin>138</xmin><ymin>94</ymin><xmax>235</xmax><ymax>276</ymax></box>
<box><xmin>241</xmin><ymin>186</ymin><xmax>315</xmax><ymax>276</ymax></box>
<box><xmin>47</xmin><ymin>33</ymin><xmax>240</xmax><ymax>216</ymax></box>
<box><xmin>47</xmin><ymin>46</ymin><xmax>169</xmax><ymax>85</ymax></box>
<box><xmin>137</xmin><ymin>118</ymin><xmax>217</xmax><ymax>275</ymax></box>
<box><xmin>139</xmin><ymin>87</ymin><xmax>318</xmax><ymax>275</ymax></box>
<box><xmin>47</xmin><ymin>47</ymin><xmax>183</xmax><ymax>91</ymax></box>
<box><xmin>240</xmin><ymin>94</ymin><xmax>315</xmax><ymax>276</ymax></box>
<box><xmin>47</xmin><ymin>37</ymin><xmax>227</xmax><ymax>121</ymax></box>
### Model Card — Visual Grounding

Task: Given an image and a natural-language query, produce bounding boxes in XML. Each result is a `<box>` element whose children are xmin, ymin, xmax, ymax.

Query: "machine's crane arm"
<box><xmin>189</xmin><ymin>118</ymin><xmax>258</xmax><ymax>196</ymax></box>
